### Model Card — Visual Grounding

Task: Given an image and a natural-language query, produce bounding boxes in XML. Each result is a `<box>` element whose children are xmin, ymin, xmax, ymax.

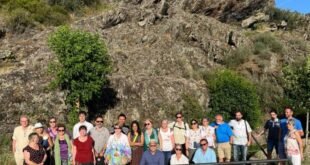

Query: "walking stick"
<box><xmin>251</xmin><ymin>133</ymin><xmax>268</xmax><ymax>157</ymax></box>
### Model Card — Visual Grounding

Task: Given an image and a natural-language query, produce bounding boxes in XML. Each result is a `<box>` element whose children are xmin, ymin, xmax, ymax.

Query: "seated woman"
<box><xmin>23</xmin><ymin>132</ymin><xmax>47</xmax><ymax>165</ymax></box>
<box><xmin>170</xmin><ymin>144</ymin><xmax>189</xmax><ymax>165</ymax></box>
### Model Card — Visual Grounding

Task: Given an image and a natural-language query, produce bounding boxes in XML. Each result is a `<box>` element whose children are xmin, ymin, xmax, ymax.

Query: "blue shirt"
<box><xmin>140</xmin><ymin>150</ymin><xmax>164</xmax><ymax>165</ymax></box>
<box><xmin>193</xmin><ymin>148</ymin><xmax>217</xmax><ymax>164</ymax></box>
<box><xmin>210</xmin><ymin>122</ymin><xmax>233</xmax><ymax>143</ymax></box>
<box><xmin>280</xmin><ymin>117</ymin><xmax>303</xmax><ymax>141</ymax></box>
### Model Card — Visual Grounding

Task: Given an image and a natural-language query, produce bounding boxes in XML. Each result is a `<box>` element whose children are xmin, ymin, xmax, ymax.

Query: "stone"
<box><xmin>0</xmin><ymin>28</ymin><xmax>5</xmax><ymax>39</ymax></box>
<box><xmin>0</xmin><ymin>50</ymin><xmax>13</xmax><ymax>60</ymax></box>
<box><xmin>241</xmin><ymin>12</ymin><xmax>270</xmax><ymax>28</ymax></box>
<box><xmin>159</xmin><ymin>0</ymin><xmax>169</xmax><ymax>16</ymax></box>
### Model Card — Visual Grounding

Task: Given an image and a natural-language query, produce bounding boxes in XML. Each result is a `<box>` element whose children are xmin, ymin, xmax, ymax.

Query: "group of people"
<box><xmin>12</xmin><ymin>106</ymin><xmax>304</xmax><ymax>165</ymax></box>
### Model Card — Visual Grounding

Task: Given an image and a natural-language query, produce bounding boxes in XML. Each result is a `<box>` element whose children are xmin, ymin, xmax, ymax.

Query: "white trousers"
<box><xmin>288</xmin><ymin>154</ymin><xmax>301</xmax><ymax>165</ymax></box>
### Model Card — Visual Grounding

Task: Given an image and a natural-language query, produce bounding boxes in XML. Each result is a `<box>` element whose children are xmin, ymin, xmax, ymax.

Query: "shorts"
<box><xmin>217</xmin><ymin>142</ymin><xmax>231</xmax><ymax>160</ymax></box>
<box><xmin>278</xmin><ymin>141</ymin><xmax>286</xmax><ymax>159</ymax></box>
<box><xmin>267</xmin><ymin>139</ymin><xmax>279</xmax><ymax>154</ymax></box>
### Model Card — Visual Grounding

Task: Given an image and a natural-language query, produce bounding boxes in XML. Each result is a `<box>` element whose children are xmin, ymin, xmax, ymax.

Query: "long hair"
<box><xmin>130</xmin><ymin>120</ymin><xmax>141</xmax><ymax>136</ymax></box>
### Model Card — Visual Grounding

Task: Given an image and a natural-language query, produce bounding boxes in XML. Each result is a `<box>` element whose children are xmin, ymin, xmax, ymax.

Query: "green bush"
<box><xmin>3</xmin><ymin>0</ymin><xmax>69</xmax><ymax>32</ymax></box>
<box><xmin>181</xmin><ymin>93</ymin><xmax>205</xmax><ymax>123</ymax></box>
<box><xmin>253</xmin><ymin>33</ymin><xmax>283</xmax><ymax>55</ymax></box>
<box><xmin>223</xmin><ymin>46</ymin><xmax>252</xmax><ymax>68</ymax></box>
<box><xmin>205</xmin><ymin>69</ymin><xmax>261</xmax><ymax>127</ymax></box>
<box><xmin>268</xmin><ymin>7</ymin><xmax>308</xmax><ymax>30</ymax></box>
<box><xmin>48</xmin><ymin>26</ymin><xmax>111</xmax><ymax>107</ymax></box>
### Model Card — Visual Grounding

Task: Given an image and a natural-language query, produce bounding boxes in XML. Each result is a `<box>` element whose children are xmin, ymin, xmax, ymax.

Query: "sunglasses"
<box><xmin>96</xmin><ymin>121</ymin><xmax>103</xmax><ymax>123</ymax></box>
<box><xmin>58</xmin><ymin>129</ymin><xmax>65</xmax><ymax>132</ymax></box>
<box><xmin>176</xmin><ymin>116</ymin><xmax>182</xmax><ymax>119</ymax></box>
<box><xmin>114</xmin><ymin>127</ymin><xmax>121</xmax><ymax>130</ymax></box>
<box><xmin>200</xmin><ymin>143</ymin><xmax>207</xmax><ymax>146</ymax></box>
<box><xmin>144</xmin><ymin>123</ymin><xmax>151</xmax><ymax>126</ymax></box>
<box><xmin>49</xmin><ymin>121</ymin><xmax>56</xmax><ymax>123</ymax></box>
<box><xmin>175</xmin><ymin>148</ymin><xmax>182</xmax><ymax>151</ymax></box>
<box><xmin>191</xmin><ymin>122</ymin><xmax>197</xmax><ymax>125</ymax></box>
<box><xmin>149</xmin><ymin>145</ymin><xmax>157</xmax><ymax>147</ymax></box>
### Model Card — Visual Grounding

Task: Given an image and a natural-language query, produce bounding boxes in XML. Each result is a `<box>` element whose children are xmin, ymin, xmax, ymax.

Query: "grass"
<box><xmin>0</xmin><ymin>134</ymin><xmax>14</xmax><ymax>165</ymax></box>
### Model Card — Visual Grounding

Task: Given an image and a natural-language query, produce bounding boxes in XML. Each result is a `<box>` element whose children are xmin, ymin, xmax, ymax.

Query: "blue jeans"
<box><xmin>267</xmin><ymin>139</ymin><xmax>279</xmax><ymax>154</ymax></box>
<box><xmin>163</xmin><ymin>151</ymin><xmax>172</xmax><ymax>165</ymax></box>
<box><xmin>233</xmin><ymin>144</ymin><xmax>248</xmax><ymax>161</ymax></box>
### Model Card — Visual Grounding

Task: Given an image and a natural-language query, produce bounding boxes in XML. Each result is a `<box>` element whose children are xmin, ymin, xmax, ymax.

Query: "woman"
<box><xmin>72</xmin><ymin>125</ymin><xmax>95</xmax><ymax>165</ymax></box>
<box><xmin>47</xmin><ymin>117</ymin><xmax>58</xmax><ymax>141</ymax></box>
<box><xmin>285</xmin><ymin>119</ymin><xmax>303</xmax><ymax>165</ymax></box>
<box><xmin>170</xmin><ymin>144</ymin><xmax>189</xmax><ymax>165</ymax></box>
<box><xmin>159</xmin><ymin>119</ymin><xmax>174</xmax><ymax>165</ymax></box>
<box><xmin>200</xmin><ymin>118</ymin><xmax>215</xmax><ymax>148</ymax></box>
<box><xmin>105</xmin><ymin>124</ymin><xmax>132</xmax><ymax>165</ymax></box>
<box><xmin>54</xmin><ymin>124</ymin><xmax>72</xmax><ymax>165</ymax></box>
<box><xmin>128</xmin><ymin>121</ymin><xmax>144</xmax><ymax>165</ymax></box>
<box><xmin>143</xmin><ymin>119</ymin><xmax>158</xmax><ymax>151</ymax></box>
<box><xmin>34</xmin><ymin>122</ymin><xmax>53</xmax><ymax>165</ymax></box>
<box><xmin>186</xmin><ymin>119</ymin><xmax>203</xmax><ymax>160</ymax></box>
<box><xmin>23</xmin><ymin>132</ymin><xmax>47</xmax><ymax>165</ymax></box>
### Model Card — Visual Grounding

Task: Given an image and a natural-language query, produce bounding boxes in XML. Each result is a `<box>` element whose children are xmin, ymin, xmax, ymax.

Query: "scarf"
<box><xmin>143</xmin><ymin>128</ymin><xmax>158</xmax><ymax>151</ymax></box>
<box><xmin>54</xmin><ymin>134</ymin><xmax>71</xmax><ymax>165</ymax></box>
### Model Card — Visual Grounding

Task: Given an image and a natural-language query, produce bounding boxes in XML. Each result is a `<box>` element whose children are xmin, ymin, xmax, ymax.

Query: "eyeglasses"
<box><xmin>58</xmin><ymin>129</ymin><xmax>65</xmax><ymax>132</ymax></box>
<box><xmin>149</xmin><ymin>145</ymin><xmax>157</xmax><ymax>147</ymax></box>
<box><xmin>175</xmin><ymin>148</ymin><xmax>182</xmax><ymax>151</ymax></box>
<box><xmin>200</xmin><ymin>143</ymin><xmax>207</xmax><ymax>146</ymax></box>
<box><xmin>144</xmin><ymin>123</ymin><xmax>151</xmax><ymax>126</ymax></box>
<box><xmin>114</xmin><ymin>127</ymin><xmax>121</xmax><ymax>130</ymax></box>
<box><xmin>49</xmin><ymin>121</ymin><xmax>56</xmax><ymax>123</ymax></box>
<box><xmin>96</xmin><ymin>120</ymin><xmax>103</xmax><ymax>123</ymax></box>
<box><xmin>176</xmin><ymin>116</ymin><xmax>182</xmax><ymax>119</ymax></box>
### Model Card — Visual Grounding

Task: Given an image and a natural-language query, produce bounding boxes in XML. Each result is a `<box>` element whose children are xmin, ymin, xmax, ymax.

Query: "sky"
<box><xmin>275</xmin><ymin>0</ymin><xmax>310</xmax><ymax>14</ymax></box>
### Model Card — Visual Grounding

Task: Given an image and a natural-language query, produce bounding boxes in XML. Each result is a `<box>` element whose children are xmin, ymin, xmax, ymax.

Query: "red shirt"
<box><xmin>73</xmin><ymin>136</ymin><xmax>94</xmax><ymax>163</ymax></box>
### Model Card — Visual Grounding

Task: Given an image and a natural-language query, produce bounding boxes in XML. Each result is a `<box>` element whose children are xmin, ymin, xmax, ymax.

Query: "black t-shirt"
<box><xmin>23</xmin><ymin>145</ymin><xmax>45</xmax><ymax>164</ymax></box>
<box><xmin>264</xmin><ymin>119</ymin><xmax>280</xmax><ymax>140</ymax></box>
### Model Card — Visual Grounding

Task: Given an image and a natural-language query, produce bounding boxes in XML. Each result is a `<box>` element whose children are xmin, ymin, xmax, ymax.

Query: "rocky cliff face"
<box><xmin>1</xmin><ymin>0</ymin><xmax>307</xmax><ymax>132</ymax></box>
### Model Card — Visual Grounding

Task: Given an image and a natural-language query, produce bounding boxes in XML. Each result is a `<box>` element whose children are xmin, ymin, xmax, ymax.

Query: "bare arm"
<box><xmin>23</xmin><ymin>150</ymin><xmax>37</xmax><ymax>165</ymax></box>
<box><xmin>171</xmin><ymin>132</ymin><xmax>175</xmax><ymax>149</ymax></box>
<box><xmin>159</xmin><ymin>132</ymin><xmax>163</xmax><ymax>150</ymax></box>
<box><xmin>72</xmin><ymin>145</ymin><xmax>77</xmax><ymax>165</ymax></box>
<box><xmin>295</xmin><ymin>131</ymin><xmax>303</xmax><ymax>159</ymax></box>
<box><xmin>136</xmin><ymin>134</ymin><xmax>144</xmax><ymax>147</ymax></box>
<box><xmin>12</xmin><ymin>139</ymin><xmax>16</xmax><ymax>153</ymax></box>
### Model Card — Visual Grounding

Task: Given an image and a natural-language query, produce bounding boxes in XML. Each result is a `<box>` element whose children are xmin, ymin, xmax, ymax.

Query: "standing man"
<box><xmin>12</xmin><ymin>115</ymin><xmax>34</xmax><ymax>165</ymax></box>
<box><xmin>168</xmin><ymin>112</ymin><xmax>189</xmax><ymax>155</ymax></box>
<box><xmin>229</xmin><ymin>111</ymin><xmax>252</xmax><ymax>162</ymax></box>
<box><xmin>90</xmin><ymin>115</ymin><xmax>110</xmax><ymax>165</ymax></box>
<box><xmin>73</xmin><ymin>111</ymin><xmax>93</xmax><ymax>139</ymax></box>
<box><xmin>279</xmin><ymin>107</ymin><xmax>304</xmax><ymax>161</ymax></box>
<box><xmin>110</xmin><ymin>113</ymin><xmax>130</xmax><ymax>135</ymax></box>
<box><xmin>258</xmin><ymin>110</ymin><xmax>281</xmax><ymax>159</ymax></box>
<box><xmin>210</xmin><ymin>114</ymin><xmax>233</xmax><ymax>162</ymax></box>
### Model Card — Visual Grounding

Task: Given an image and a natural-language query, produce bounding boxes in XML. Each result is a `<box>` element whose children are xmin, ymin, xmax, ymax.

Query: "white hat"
<box><xmin>34</xmin><ymin>122</ymin><xmax>44</xmax><ymax>129</ymax></box>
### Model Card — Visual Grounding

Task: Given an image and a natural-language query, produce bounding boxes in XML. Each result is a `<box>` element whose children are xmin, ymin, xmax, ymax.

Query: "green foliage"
<box><xmin>268</xmin><ymin>7</ymin><xmax>308</xmax><ymax>30</ymax></box>
<box><xmin>283</xmin><ymin>57</ymin><xmax>310</xmax><ymax>113</ymax></box>
<box><xmin>48</xmin><ymin>0</ymin><xmax>101</xmax><ymax>12</ymax></box>
<box><xmin>253</xmin><ymin>33</ymin><xmax>283</xmax><ymax>55</ymax></box>
<box><xmin>48</xmin><ymin>26</ymin><xmax>111</xmax><ymax>106</ymax></box>
<box><xmin>3</xmin><ymin>0</ymin><xmax>69</xmax><ymax>32</ymax></box>
<box><xmin>181</xmin><ymin>93</ymin><xmax>205</xmax><ymax>123</ymax></box>
<box><xmin>205</xmin><ymin>69</ymin><xmax>261</xmax><ymax>127</ymax></box>
<box><xmin>223</xmin><ymin>46</ymin><xmax>251</xmax><ymax>68</ymax></box>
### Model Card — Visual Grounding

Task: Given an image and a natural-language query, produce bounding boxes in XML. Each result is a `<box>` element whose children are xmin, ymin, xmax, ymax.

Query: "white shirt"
<box><xmin>73</xmin><ymin>121</ymin><xmax>94</xmax><ymax>139</ymax></box>
<box><xmin>186</xmin><ymin>128</ymin><xmax>203</xmax><ymax>149</ymax></box>
<box><xmin>159</xmin><ymin>128</ymin><xmax>174</xmax><ymax>151</ymax></box>
<box><xmin>229</xmin><ymin>119</ymin><xmax>252</xmax><ymax>145</ymax></box>
<box><xmin>170</xmin><ymin>154</ymin><xmax>189</xmax><ymax>164</ymax></box>
<box><xmin>200</xmin><ymin>125</ymin><xmax>215</xmax><ymax>147</ymax></box>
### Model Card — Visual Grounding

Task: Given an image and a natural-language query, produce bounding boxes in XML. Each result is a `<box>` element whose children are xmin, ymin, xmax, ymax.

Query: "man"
<box><xmin>12</xmin><ymin>115</ymin><xmax>34</xmax><ymax>165</ymax></box>
<box><xmin>140</xmin><ymin>140</ymin><xmax>165</xmax><ymax>165</ymax></box>
<box><xmin>110</xmin><ymin>113</ymin><xmax>129</xmax><ymax>135</ymax></box>
<box><xmin>279</xmin><ymin>107</ymin><xmax>304</xmax><ymax>160</ymax></box>
<box><xmin>90</xmin><ymin>115</ymin><xmax>110</xmax><ymax>165</ymax></box>
<box><xmin>210</xmin><ymin>114</ymin><xmax>233</xmax><ymax>162</ymax></box>
<box><xmin>258</xmin><ymin>110</ymin><xmax>281</xmax><ymax>159</ymax></box>
<box><xmin>72</xmin><ymin>111</ymin><xmax>93</xmax><ymax>139</ymax></box>
<box><xmin>192</xmin><ymin>139</ymin><xmax>217</xmax><ymax>164</ymax></box>
<box><xmin>168</xmin><ymin>112</ymin><xmax>189</xmax><ymax>155</ymax></box>
<box><xmin>229</xmin><ymin>111</ymin><xmax>252</xmax><ymax>162</ymax></box>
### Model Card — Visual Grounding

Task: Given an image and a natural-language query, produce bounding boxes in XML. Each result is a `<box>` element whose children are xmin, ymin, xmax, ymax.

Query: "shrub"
<box><xmin>205</xmin><ymin>69</ymin><xmax>261</xmax><ymax>127</ymax></box>
<box><xmin>7</xmin><ymin>8</ymin><xmax>34</xmax><ymax>33</ymax></box>
<box><xmin>253</xmin><ymin>33</ymin><xmax>283</xmax><ymax>55</ymax></box>
<box><xmin>48</xmin><ymin>0</ymin><xmax>101</xmax><ymax>11</ymax></box>
<box><xmin>48</xmin><ymin>26</ymin><xmax>111</xmax><ymax>107</ymax></box>
<box><xmin>223</xmin><ymin>46</ymin><xmax>252</xmax><ymax>68</ymax></box>
<box><xmin>181</xmin><ymin>93</ymin><xmax>205</xmax><ymax>123</ymax></box>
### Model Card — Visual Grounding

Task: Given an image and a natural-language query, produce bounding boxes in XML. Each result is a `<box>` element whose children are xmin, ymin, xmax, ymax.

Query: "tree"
<box><xmin>205</xmin><ymin>69</ymin><xmax>261</xmax><ymax>127</ymax></box>
<box><xmin>48</xmin><ymin>26</ymin><xmax>111</xmax><ymax>107</ymax></box>
<box><xmin>283</xmin><ymin>57</ymin><xmax>310</xmax><ymax>113</ymax></box>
